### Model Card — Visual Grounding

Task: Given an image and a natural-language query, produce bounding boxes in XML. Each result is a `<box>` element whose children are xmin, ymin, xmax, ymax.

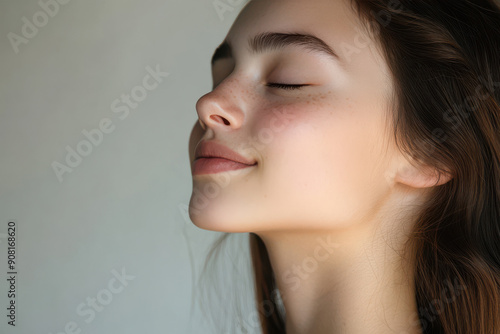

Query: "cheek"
<box><xmin>253</xmin><ymin>101</ymin><xmax>389</xmax><ymax>227</ymax></box>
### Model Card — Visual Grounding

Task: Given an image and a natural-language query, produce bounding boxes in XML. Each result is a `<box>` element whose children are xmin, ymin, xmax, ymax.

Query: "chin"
<box><xmin>188</xmin><ymin>200</ymin><xmax>239</xmax><ymax>232</ymax></box>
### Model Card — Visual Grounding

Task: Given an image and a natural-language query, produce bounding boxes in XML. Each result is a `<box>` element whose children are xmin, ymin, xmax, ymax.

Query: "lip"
<box><xmin>193</xmin><ymin>141</ymin><xmax>257</xmax><ymax>175</ymax></box>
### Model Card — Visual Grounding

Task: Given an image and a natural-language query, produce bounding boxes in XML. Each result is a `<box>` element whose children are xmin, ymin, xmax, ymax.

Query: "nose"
<box><xmin>195</xmin><ymin>80</ymin><xmax>245</xmax><ymax>131</ymax></box>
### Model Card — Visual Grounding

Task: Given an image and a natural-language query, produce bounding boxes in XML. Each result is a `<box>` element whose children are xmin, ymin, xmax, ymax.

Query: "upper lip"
<box><xmin>194</xmin><ymin>141</ymin><xmax>257</xmax><ymax>165</ymax></box>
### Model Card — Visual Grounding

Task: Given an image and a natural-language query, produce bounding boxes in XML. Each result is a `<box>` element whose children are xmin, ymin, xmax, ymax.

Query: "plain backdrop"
<box><xmin>0</xmin><ymin>0</ymin><xmax>254</xmax><ymax>333</ymax></box>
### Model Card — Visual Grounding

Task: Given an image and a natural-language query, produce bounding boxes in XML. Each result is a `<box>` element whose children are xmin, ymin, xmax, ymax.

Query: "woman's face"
<box><xmin>188</xmin><ymin>0</ymin><xmax>400</xmax><ymax>233</ymax></box>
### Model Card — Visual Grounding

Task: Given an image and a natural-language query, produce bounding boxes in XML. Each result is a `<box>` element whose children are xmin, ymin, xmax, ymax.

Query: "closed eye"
<box><xmin>267</xmin><ymin>83</ymin><xmax>308</xmax><ymax>90</ymax></box>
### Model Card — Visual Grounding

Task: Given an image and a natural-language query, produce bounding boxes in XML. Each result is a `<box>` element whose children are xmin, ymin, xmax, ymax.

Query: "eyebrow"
<box><xmin>211</xmin><ymin>32</ymin><xmax>340</xmax><ymax>65</ymax></box>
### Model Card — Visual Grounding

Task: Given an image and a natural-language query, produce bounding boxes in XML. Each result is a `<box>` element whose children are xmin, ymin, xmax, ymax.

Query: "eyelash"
<box><xmin>266</xmin><ymin>83</ymin><xmax>308</xmax><ymax>90</ymax></box>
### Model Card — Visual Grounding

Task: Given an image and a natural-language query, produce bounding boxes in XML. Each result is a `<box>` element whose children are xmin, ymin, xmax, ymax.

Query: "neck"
<box><xmin>257</xmin><ymin>206</ymin><xmax>424</xmax><ymax>334</ymax></box>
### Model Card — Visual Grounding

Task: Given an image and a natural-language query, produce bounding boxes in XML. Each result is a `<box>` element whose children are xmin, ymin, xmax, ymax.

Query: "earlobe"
<box><xmin>394</xmin><ymin>160</ymin><xmax>453</xmax><ymax>188</ymax></box>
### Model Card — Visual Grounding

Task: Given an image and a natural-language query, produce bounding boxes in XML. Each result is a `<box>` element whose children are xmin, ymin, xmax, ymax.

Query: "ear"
<box><xmin>393</xmin><ymin>158</ymin><xmax>453</xmax><ymax>189</ymax></box>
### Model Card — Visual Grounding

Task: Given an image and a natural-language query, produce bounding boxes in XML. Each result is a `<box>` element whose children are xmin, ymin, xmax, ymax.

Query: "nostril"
<box><xmin>210</xmin><ymin>115</ymin><xmax>231</xmax><ymax>125</ymax></box>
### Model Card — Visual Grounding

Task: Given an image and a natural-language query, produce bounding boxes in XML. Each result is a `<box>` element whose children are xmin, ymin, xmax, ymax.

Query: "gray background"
<box><xmin>0</xmin><ymin>0</ymin><xmax>254</xmax><ymax>333</ymax></box>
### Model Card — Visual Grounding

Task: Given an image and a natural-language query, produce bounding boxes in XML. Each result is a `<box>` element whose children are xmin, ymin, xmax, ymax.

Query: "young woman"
<box><xmin>188</xmin><ymin>0</ymin><xmax>500</xmax><ymax>333</ymax></box>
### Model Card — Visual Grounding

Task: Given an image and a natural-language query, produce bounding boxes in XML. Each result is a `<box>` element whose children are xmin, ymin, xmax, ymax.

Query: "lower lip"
<box><xmin>193</xmin><ymin>158</ymin><xmax>256</xmax><ymax>175</ymax></box>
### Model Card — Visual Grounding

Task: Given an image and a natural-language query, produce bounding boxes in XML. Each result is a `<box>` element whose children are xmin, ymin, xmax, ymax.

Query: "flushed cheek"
<box><xmin>243</xmin><ymin>103</ymin><xmax>303</xmax><ymax>160</ymax></box>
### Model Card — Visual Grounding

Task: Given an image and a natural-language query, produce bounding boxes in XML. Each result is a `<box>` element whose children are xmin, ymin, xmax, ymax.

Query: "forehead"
<box><xmin>226</xmin><ymin>0</ymin><xmax>362</xmax><ymax>48</ymax></box>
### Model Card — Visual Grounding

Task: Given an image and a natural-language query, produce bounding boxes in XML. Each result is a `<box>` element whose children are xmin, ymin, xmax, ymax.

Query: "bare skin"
<box><xmin>188</xmin><ymin>0</ymin><xmax>452</xmax><ymax>333</ymax></box>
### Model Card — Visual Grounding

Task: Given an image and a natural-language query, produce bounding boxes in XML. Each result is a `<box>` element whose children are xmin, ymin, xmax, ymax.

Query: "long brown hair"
<box><xmin>249</xmin><ymin>1</ymin><xmax>500</xmax><ymax>333</ymax></box>
<box><xmin>202</xmin><ymin>1</ymin><xmax>500</xmax><ymax>333</ymax></box>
